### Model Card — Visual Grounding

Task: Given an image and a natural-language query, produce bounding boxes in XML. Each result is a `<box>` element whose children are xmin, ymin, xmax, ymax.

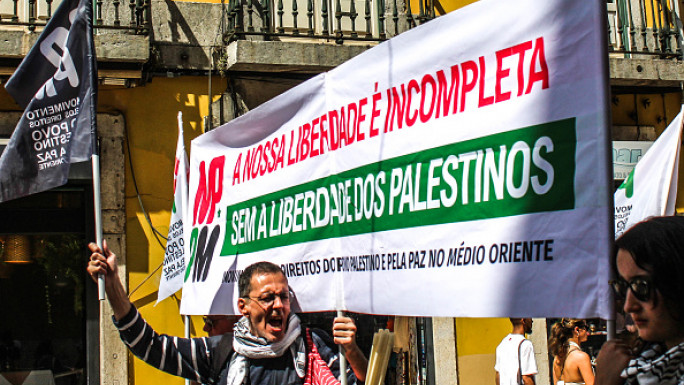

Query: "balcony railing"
<box><xmin>608</xmin><ymin>0</ymin><xmax>683</xmax><ymax>58</ymax></box>
<box><xmin>0</xmin><ymin>0</ymin><xmax>150</xmax><ymax>33</ymax></box>
<box><xmin>220</xmin><ymin>0</ymin><xmax>438</xmax><ymax>43</ymax></box>
<box><xmin>1</xmin><ymin>0</ymin><xmax>680</xmax><ymax>59</ymax></box>
<box><xmin>221</xmin><ymin>0</ymin><xmax>684</xmax><ymax>58</ymax></box>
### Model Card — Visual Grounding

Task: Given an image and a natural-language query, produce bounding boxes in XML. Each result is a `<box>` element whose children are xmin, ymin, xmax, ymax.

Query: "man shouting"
<box><xmin>87</xmin><ymin>241</ymin><xmax>367</xmax><ymax>385</ymax></box>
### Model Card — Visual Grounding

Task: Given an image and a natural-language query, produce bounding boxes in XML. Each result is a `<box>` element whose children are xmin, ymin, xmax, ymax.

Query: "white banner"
<box><xmin>157</xmin><ymin>112</ymin><xmax>190</xmax><ymax>304</ymax></box>
<box><xmin>181</xmin><ymin>0</ymin><xmax>613</xmax><ymax>318</ymax></box>
<box><xmin>614</xmin><ymin>107</ymin><xmax>683</xmax><ymax>239</ymax></box>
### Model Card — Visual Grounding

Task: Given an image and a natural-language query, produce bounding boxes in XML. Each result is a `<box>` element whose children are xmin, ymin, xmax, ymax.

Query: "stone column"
<box><xmin>97</xmin><ymin>113</ymin><xmax>128</xmax><ymax>385</ymax></box>
<box><xmin>432</xmin><ymin>317</ymin><xmax>459</xmax><ymax>385</ymax></box>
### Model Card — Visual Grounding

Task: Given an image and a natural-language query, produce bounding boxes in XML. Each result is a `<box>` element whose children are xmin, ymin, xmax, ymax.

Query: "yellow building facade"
<box><xmin>96</xmin><ymin>76</ymin><xmax>226</xmax><ymax>384</ymax></box>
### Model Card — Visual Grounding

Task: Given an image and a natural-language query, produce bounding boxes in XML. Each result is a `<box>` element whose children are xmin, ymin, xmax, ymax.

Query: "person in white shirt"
<box><xmin>495</xmin><ymin>318</ymin><xmax>538</xmax><ymax>385</ymax></box>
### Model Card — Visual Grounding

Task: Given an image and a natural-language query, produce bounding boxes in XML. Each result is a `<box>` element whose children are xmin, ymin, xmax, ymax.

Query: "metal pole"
<box><xmin>599</xmin><ymin>0</ymin><xmax>617</xmax><ymax>341</ymax></box>
<box><xmin>185</xmin><ymin>315</ymin><xmax>191</xmax><ymax>385</ymax></box>
<box><xmin>337</xmin><ymin>309</ymin><xmax>348</xmax><ymax>385</ymax></box>
<box><xmin>606</xmin><ymin>319</ymin><xmax>616</xmax><ymax>341</ymax></box>
<box><xmin>92</xmin><ymin>153</ymin><xmax>105</xmax><ymax>300</ymax></box>
<box><xmin>208</xmin><ymin>46</ymin><xmax>213</xmax><ymax>132</ymax></box>
<box><xmin>89</xmin><ymin>0</ymin><xmax>104</xmax><ymax>301</ymax></box>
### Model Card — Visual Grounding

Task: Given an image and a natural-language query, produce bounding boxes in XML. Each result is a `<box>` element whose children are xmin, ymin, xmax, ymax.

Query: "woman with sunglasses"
<box><xmin>596</xmin><ymin>216</ymin><xmax>684</xmax><ymax>385</ymax></box>
<box><xmin>549</xmin><ymin>319</ymin><xmax>594</xmax><ymax>385</ymax></box>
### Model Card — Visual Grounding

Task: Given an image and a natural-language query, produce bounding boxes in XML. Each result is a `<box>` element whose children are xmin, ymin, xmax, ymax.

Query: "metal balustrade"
<box><xmin>607</xmin><ymin>0</ymin><xmax>683</xmax><ymax>58</ymax></box>
<box><xmin>0</xmin><ymin>0</ymin><xmax>149</xmax><ymax>33</ymax></box>
<box><xmin>221</xmin><ymin>0</ymin><xmax>438</xmax><ymax>43</ymax></box>
<box><xmin>220</xmin><ymin>0</ymin><xmax>683</xmax><ymax>56</ymax></box>
<box><xmin>0</xmin><ymin>0</ymin><xmax>680</xmax><ymax>58</ymax></box>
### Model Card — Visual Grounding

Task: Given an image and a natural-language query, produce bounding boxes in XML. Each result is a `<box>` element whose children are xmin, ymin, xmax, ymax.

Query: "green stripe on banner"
<box><xmin>221</xmin><ymin>117</ymin><xmax>576</xmax><ymax>255</ymax></box>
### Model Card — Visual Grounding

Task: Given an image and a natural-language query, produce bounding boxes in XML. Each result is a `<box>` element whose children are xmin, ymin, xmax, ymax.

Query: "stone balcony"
<box><xmin>0</xmin><ymin>0</ymin><xmax>149</xmax><ymax>85</ymax></box>
<box><xmin>0</xmin><ymin>0</ymin><xmax>682</xmax><ymax>89</ymax></box>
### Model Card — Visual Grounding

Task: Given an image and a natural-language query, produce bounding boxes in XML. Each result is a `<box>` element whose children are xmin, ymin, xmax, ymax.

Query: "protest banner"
<box><xmin>157</xmin><ymin>112</ymin><xmax>190</xmax><ymax>304</ymax></box>
<box><xmin>181</xmin><ymin>0</ymin><xmax>613</xmax><ymax>318</ymax></box>
<box><xmin>614</xmin><ymin>106</ymin><xmax>683</xmax><ymax>239</ymax></box>
<box><xmin>0</xmin><ymin>0</ymin><xmax>97</xmax><ymax>203</ymax></box>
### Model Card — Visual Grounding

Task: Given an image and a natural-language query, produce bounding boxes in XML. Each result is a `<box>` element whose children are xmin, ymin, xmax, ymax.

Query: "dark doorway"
<box><xmin>0</xmin><ymin>186</ymin><xmax>97</xmax><ymax>385</ymax></box>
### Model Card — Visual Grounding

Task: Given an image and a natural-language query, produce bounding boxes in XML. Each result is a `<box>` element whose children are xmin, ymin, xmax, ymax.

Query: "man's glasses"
<box><xmin>609</xmin><ymin>277</ymin><xmax>653</xmax><ymax>302</ymax></box>
<box><xmin>248</xmin><ymin>292</ymin><xmax>290</xmax><ymax>308</ymax></box>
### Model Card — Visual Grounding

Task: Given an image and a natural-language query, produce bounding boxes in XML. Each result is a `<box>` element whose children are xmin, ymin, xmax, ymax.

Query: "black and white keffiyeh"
<box><xmin>227</xmin><ymin>314</ymin><xmax>307</xmax><ymax>385</ymax></box>
<box><xmin>622</xmin><ymin>342</ymin><xmax>684</xmax><ymax>385</ymax></box>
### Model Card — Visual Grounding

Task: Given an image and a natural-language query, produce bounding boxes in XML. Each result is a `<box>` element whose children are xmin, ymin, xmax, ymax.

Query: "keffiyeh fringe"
<box><xmin>227</xmin><ymin>314</ymin><xmax>307</xmax><ymax>385</ymax></box>
<box><xmin>623</xmin><ymin>342</ymin><xmax>684</xmax><ymax>385</ymax></box>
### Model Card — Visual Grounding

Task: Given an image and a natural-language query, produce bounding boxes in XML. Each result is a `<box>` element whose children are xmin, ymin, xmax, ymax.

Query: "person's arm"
<box><xmin>522</xmin><ymin>374</ymin><xmax>536</xmax><ymax>385</ymax></box>
<box><xmin>87</xmin><ymin>241</ymin><xmax>215</xmax><ymax>382</ymax></box>
<box><xmin>87</xmin><ymin>241</ymin><xmax>131</xmax><ymax>320</ymax></box>
<box><xmin>332</xmin><ymin>316</ymin><xmax>368</xmax><ymax>382</ymax></box>
<box><xmin>595</xmin><ymin>340</ymin><xmax>631</xmax><ymax>385</ymax></box>
<box><xmin>520</xmin><ymin>341</ymin><xmax>537</xmax><ymax>385</ymax></box>
<box><xmin>552</xmin><ymin>357</ymin><xmax>560</xmax><ymax>384</ymax></box>
<box><xmin>495</xmin><ymin>371</ymin><xmax>500</xmax><ymax>385</ymax></box>
<box><xmin>577</xmin><ymin>351</ymin><xmax>595</xmax><ymax>385</ymax></box>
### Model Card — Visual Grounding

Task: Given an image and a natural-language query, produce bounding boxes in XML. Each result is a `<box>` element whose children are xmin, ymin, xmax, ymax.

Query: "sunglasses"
<box><xmin>203</xmin><ymin>316</ymin><xmax>225</xmax><ymax>329</ymax></box>
<box><xmin>609</xmin><ymin>277</ymin><xmax>653</xmax><ymax>302</ymax></box>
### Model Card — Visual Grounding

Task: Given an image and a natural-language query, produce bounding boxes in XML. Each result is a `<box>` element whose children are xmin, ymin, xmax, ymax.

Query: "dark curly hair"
<box><xmin>614</xmin><ymin>216</ymin><xmax>684</xmax><ymax>322</ymax></box>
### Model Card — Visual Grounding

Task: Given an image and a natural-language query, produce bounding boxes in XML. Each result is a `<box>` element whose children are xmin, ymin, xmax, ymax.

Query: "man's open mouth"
<box><xmin>267</xmin><ymin>314</ymin><xmax>283</xmax><ymax>330</ymax></box>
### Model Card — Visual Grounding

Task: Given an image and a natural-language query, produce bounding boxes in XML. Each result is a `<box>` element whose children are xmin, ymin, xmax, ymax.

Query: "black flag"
<box><xmin>0</xmin><ymin>0</ymin><xmax>97</xmax><ymax>202</ymax></box>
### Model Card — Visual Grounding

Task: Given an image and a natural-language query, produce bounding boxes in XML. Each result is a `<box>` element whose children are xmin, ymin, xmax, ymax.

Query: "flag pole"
<box><xmin>338</xmin><ymin>309</ymin><xmax>348</xmax><ymax>385</ymax></box>
<box><xmin>336</xmin><ymin>270</ymin><xmax>348</xmax><ymax>385</ymax></box>
<box><xmin>185</xmin><ymin>315</ymin><xmax>191</xmax><ymax>385</ymax></box>
<box><xmin>93</xmin><ymin>152</ymin><xmax>105</xmax><ymax>300</ymax></box>
<box><xmin>88</xmin><ymin>0</ymin><xmax>103</xmax><ymax>300</ymax></box>
<box><xmin>599</xmin><ymin>0</ymin><xmax>615</xmax><ymax>340</ymax></box>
